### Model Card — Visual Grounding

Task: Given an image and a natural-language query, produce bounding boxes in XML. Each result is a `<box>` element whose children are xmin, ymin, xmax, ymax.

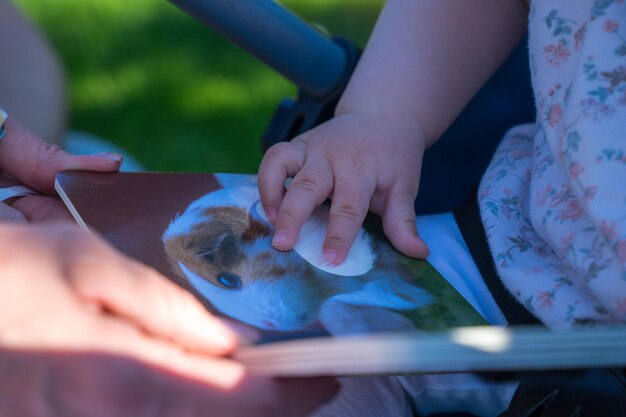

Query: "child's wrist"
<box><xmin>333</xmin><ymin>107</ymin><xmax>429</xmax><ymax>150</ymax></box>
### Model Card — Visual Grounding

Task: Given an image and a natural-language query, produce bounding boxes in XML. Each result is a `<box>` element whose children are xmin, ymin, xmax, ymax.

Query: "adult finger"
<box><xmin>10</xmin><ymin>195</ymin><xmax>73</xmax><ymax>223</ymax></box>
<box><xmin>258</xmin><ymin>141</ymin><xmax>305</xmax><ymax>224</ymax></box>
<box><xmin>0</xmin><ymin>202</ymin><xmax>27</xmax><ymax>223</ymax></box>
<box><xmin>0</xmin><ymin>117</ymin><xmax>122</xmax><ymax>193</ymax></box>
<box><xmin>220</xmin><ymin>317</ymin><xmax>262</xmax><ymax>346</ymax></box>
<box><xmin>57</xmin><ymin>152</ymin><xmax>123</xmax><ymax>173</ymax></box>
<box><xmin>86</xmin><ymin>317</ymin><xmax>338</xmax><ymax>417</ymax></box>
<box><xmin>86</xmin><ymin>316</ymin><xmax>245</xmax><ymax>389</ymax></box>
<box><xmin>67</xmin><ymin>241</ymin><xmax>238</xmax><ymax>355</ymax></box>
<box><xmin>272</xmin><ymin>165</ymin><xmax>333</xmax><ymax>251</ymax></box>
<box><xmin>381</xmin><ymin>188</ymin><xmax>429</xmax><ymax>259</ymax></box>
<box><xmin>322</xmin><ymin>175</ymin><xmax>375</xmax><ymax>265</ymax></box>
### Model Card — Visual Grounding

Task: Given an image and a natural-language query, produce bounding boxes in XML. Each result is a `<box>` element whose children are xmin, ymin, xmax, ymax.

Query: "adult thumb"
<box><xmin>0</xmin><ymin>117</ymin><xmax>122</xmax><ymax>194</ymax></box>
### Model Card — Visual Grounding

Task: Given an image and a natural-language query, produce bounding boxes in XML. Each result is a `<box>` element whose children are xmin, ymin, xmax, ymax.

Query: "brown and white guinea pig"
<box><xmin>162</xmin><ymin>174</ymin><xmax>432</xmax><ymax>332</ymax></box>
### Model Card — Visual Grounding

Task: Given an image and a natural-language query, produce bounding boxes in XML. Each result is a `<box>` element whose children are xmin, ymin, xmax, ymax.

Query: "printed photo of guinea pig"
<box><xmin>162</xmin><ymin>174</ymin><xmax>433</xmax><ymax>336</ymax></box>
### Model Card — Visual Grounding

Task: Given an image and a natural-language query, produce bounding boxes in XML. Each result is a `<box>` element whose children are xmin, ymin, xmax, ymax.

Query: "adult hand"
<box><xmin>0</xmin><ymin>115</ymin><xmax>122</xmax><ymax>222</ymax></box>
<box><xmin>0</xmin><ymin>223</ymin><xmax>337</xmax><ymax>416</ymax></box>
<box><xmin>258</xmin><ymin>112</ymin><xmax>429</xmax><ymax>266</ymax></box>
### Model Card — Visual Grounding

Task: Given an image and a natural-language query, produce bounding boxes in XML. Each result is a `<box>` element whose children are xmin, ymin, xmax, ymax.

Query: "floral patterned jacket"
<box><xmin>479</xmin><ymin>0</ymin><xmax>626</xmax><ymax>329</ymax></box>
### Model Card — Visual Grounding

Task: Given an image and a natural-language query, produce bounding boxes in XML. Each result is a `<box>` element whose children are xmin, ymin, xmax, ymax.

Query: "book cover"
<box><xmin>55</xmin><ymin>171</ymin><xmax>626</xmax><ymax>376</ymax></box>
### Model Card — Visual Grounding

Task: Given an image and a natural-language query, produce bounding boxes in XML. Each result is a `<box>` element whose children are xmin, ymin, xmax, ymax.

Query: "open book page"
<box><xmin>55</xmin><ymin>171</ymin><xmax>221</xmax><ymax>297</ymax></box>
<box><xmin>56</xmin><ymin>171</ymin><xmax>626</xmax><ymax>376</ymax></box>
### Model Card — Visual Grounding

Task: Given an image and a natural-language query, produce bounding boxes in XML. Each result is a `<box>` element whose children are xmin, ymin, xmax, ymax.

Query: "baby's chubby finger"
<box><xmin>322</xmin><ymin>177</ymin><xmax>375</xmax><ymax>265</ymax></box>
<box><xmin>271</xmin><ymin>167</ymin><xmax>333</xmax><ymax>251</ymax></box>
<box><xmin>382</xmin><ymin>190</ymin><xmax>429</xmax><ymax>259</ymax></box>
<box><xmin>258</xmin><ymin>141</ymin><xmax>306</xmax><ymax>224</ymax></box>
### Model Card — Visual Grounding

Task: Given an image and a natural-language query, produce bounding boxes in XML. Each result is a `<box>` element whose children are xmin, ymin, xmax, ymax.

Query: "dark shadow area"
<box><xmin>415</xmin><ymin>38</ymin><xmax>535</xmax><ymax>214</ymax></box>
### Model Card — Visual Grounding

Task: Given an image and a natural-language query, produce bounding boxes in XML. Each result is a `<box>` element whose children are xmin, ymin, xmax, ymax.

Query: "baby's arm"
<box><xmin>258</xmin><ymin>0</ymin><xmax>527</xmax><ymax>265</ymax></box>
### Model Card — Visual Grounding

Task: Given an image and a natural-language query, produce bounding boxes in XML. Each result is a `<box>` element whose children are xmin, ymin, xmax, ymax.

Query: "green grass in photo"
<box><xmin>15</xmin><ymin>0</ymin><xmax>383</xmax><ymax>172</ymax></box>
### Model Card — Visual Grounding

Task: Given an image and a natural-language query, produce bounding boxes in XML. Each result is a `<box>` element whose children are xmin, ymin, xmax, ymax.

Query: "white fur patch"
<box><xmin>180</xmin><ymin>262</ymin><xmax>319</xmax><ymax>331</ymax></box>
<box><xmin>163</xmin><ymin>181</ymin><xmax>257</xmax><ymax>239</ymax></box>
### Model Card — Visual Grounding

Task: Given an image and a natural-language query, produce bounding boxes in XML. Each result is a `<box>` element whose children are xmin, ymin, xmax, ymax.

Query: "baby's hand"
<box><xmin>258</xmin><ymin>112</ymin><xmax>429</xmax><ymax>265</ymax></box>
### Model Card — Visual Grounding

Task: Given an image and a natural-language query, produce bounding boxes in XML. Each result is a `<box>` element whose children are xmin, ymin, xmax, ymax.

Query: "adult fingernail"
<box><xmin>222</xmin><ymin>320</ymin><xmax>261</xmax><ymax>346</ymax></box>
<box><xmin>96</xmin><ymin>152</ymin><xmax>123</xmax><ymax>162</ymax></box>
<box><xmin>322</xmin><ymin>249</ymin><xmax>337</xmax><ymax>265</ymax></box>
<box><xmin>272</xmin><ymin>230</ymin><xmax>288</xmax><ymax>247</ymax></box>
<box><xmin>265</xmin><ymin>207</ymin><xmax>277</xmax><ymax>223</ymax></box>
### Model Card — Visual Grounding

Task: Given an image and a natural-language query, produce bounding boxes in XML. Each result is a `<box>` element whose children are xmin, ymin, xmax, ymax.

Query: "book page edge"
<box><xmin>234</xmin><ymin>326</ymin><xmax>626</xmax><ymax>376</ymax></box>
<box><xmin>55</xmin><ymin>177</ymin><xmax>91</xmax><ymax>232</ymax></box>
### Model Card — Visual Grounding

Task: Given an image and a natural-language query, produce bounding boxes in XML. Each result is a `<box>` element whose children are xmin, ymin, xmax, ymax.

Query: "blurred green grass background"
<box><xmin>15</xmin><ymin>0</ymin><xmax>383</xmax><ymax>172</ymax></box>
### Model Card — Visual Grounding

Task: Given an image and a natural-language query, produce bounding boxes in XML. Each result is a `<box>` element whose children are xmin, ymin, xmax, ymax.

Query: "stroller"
<box><xmin>169</xmin><ymin>1</ymin><xmax>626</xmax><ymax>415</ymax></box>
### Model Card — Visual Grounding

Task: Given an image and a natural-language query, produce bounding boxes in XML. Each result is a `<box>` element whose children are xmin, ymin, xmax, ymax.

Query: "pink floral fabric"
<box><xmin>478</xmin><ymin>0</ymin><xmax>626</xmax><ymax>329</ymax></box>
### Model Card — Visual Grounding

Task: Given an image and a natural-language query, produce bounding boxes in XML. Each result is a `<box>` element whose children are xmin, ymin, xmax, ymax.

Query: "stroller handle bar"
<box><xmin>170</xmin><ymin>0</ymin><xmax>348</xmax><ymax>97</ymax></box>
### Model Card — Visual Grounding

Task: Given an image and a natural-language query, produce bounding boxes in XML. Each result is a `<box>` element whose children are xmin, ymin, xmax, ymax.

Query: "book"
<box><xmin>55</xmin><ymin>171</ymin><xmax>626</xmax><ymax>376</ymax></box>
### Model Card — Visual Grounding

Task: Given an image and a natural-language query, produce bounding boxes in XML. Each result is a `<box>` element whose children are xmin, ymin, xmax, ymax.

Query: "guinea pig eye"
<box><xmin>216</xmin><ymin>272</ymin><xmax>241</xmax><ymax>289</ymax></box>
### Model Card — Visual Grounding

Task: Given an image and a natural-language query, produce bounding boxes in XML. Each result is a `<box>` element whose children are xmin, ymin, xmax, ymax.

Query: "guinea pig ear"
<box><xmin>196</xmin><ymin>233</ymin><xmax>223</xmax><ymax>263</ymax></box>
<box><xmin>197</xmin><ymin>232</ymin><xmax>240</xmax><ymax>266</ymax></box>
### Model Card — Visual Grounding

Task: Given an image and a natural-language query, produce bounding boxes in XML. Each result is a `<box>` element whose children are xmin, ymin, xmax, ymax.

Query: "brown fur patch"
<box><xmin>253</xmin><ymin>263</ymin><xmax>289</xmax><ymax>278</ymax></box>
<box><xmin>253</xmin><ymin>252</ymin><xmax>274</xmax><ymax>263</ymax></box>
<box><xmin>201</xmin><ymin>206</ymin><xmax>249</xmax><ymax>235</ymax></box>
<box><xmin>241</xmin><ymin>214</ymin><xmax>272</xmax><ymax>243</ymax></box>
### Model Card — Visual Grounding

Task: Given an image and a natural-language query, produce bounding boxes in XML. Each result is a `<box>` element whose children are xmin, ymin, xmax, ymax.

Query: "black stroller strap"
<box><xmin>453</xmin><ymin>190</ymin><xmax>541</xmax><ymax>326</ymax></box>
